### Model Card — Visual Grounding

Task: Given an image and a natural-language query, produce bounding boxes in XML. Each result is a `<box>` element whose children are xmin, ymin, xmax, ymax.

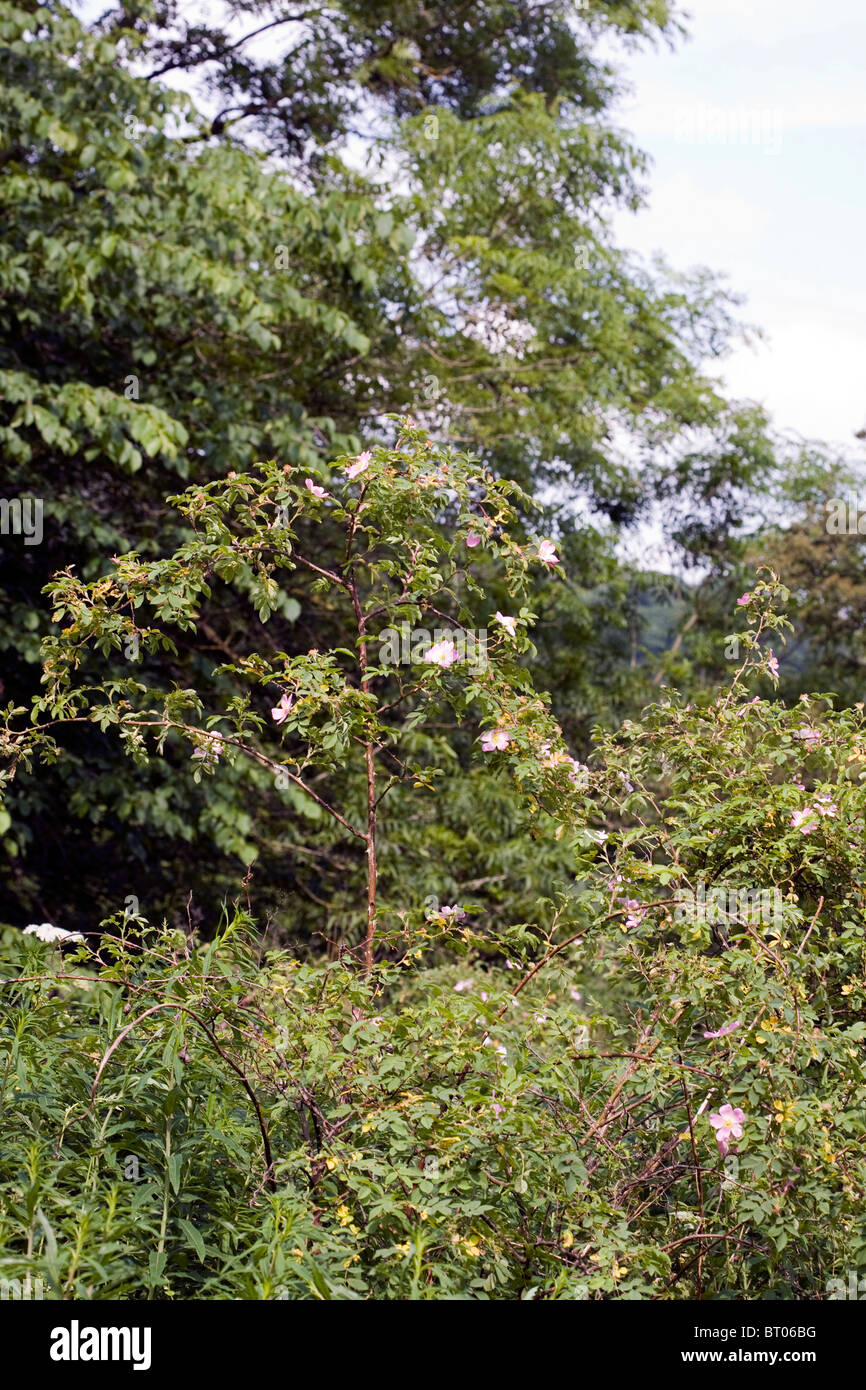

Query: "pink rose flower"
<box><xmin>481</xmin><ymin>728</ymin><xmax>511</xmax><ymax>752</ymax></box>
<box><xmin>796</xmin><ymin>726</ymin><xmax>821</xmax><ymax>745</ymax></box>
<box><xmin>790</xmin><ymin>792</ymin><xmax>836</xmax><ymax>834</ymax></box>
<box><xmin>466</xmin><ymin>532</ymin><xmax>482</xmax><ymax>548</ymax></box>
<box><xmin>703</xmin><ymin>1020</ymin><xmax>741</xmax><ymax>1040</ymax></box>
<box><xmin>709</xmin><ymin>1102</ymin><xmax>745</xmax><ymax>1156</ymax></box>
<box><xmin>736</xmin><ymin>592</ymin><xmax>751</xmax><ymax>606</ymax></box>
<box><xmin>423</xmin><ymin>639</ymin><xmax>461</xmax><ymax>668</ymax></box>
<box><xmin>305</xmin><ymin>478</ymin><xmax>327</xmax><ymax>498</ymax></box>
<box><xmin>192</xmin><ymin>731</ymin><xmax>224</xmax><ymax>764</ymax></box>
<box><xmin>537</xmin><ymin>539</ymin><xmax>559</xmax><ymax>566</ymax></box>
<box><xmin>568</xmin><ymin>758</ymin><xmax>588</xmax><ymax>786</ymax></box>
<box><xmin>344</xmin><ymin>450</ymin><xmax>372</xmax><ymax>479</ymax></box>
<box><xmin>270</xmin><ymin>693</ymin><xmax>294</xmax><ymax>724</ymax></box>
<box><xmin>621</xmin><ymin>898</ymin><xmax>646</xmax><ymax>930</ymax></box>
<box><xmin>494</xmin><ymin>612</ymin><xmax>518</xmax><ymax>638</ymax></box>
<box><xmin>735</xmin><ymin>697</ymin><xmax>761</xmax><ymax>717</ymax></box>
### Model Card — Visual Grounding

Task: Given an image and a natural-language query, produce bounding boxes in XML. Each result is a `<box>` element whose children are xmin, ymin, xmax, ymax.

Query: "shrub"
<box><xmin>2</xmin><ymin>434</ymin><xmax>865</xmax><ymax>1299</ymax></box>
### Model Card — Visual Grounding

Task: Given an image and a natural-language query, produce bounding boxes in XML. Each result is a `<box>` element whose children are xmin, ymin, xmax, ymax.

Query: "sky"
<box><xmin>607</xmin><ymin>0</ymin><xmax>866</xmax><ymax>454</ymax></box>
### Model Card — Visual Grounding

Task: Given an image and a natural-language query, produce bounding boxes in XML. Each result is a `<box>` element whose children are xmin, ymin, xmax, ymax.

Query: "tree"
<box><xmin>1</xmin><ymin>0</ymin><xmax>790</xmax><ymax>933</ymax></box>
<box><xmin>5</xmin><ymin>425</ymin><xmax>579</xmax><ymax>957</ymax></box>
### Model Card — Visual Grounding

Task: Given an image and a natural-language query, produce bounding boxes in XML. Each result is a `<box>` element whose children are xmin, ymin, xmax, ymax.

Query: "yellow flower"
<box><xmin>562</xmin><ymin>1230</ymin><xmax>574</xmax><ymax>1250</ymax></box>
<box><xmin>755</xmin><ymin>1017</ymin><xmax>778</xmax><ymax>1044</ymax></box>
<box><xmin>325</xmin><ymin>1156</ymin><xmax>338</xmax><ymax>1171</ymax></box>
<box><xmin>336</xmin><ymin>1204</ymin><xmax>353</xmax><ymax>1227</ymax></box>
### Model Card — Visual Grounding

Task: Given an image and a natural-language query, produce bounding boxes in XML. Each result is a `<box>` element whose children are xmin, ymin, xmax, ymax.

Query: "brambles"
<box><xmin>3</xmin><ymin>469</ymin><xmax>865</xmax><ymax>1295</ymax></box>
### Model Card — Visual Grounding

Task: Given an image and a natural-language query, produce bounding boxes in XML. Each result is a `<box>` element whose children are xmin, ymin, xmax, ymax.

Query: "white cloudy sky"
<box><xmin>608</xmin><ymin>0</ymin><xmax>866</xmax><ymax>451</ymax></box>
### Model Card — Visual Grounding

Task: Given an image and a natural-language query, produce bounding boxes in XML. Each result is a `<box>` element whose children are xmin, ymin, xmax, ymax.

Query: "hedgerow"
<box><xmin>2</xmin><ymin>430</ymin><xmax>865</xmax><ymax>1298</ymax></box>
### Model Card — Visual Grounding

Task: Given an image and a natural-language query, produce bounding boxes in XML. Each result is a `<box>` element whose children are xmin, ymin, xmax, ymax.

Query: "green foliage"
<box><xmin>3</xmin><ymin>427</ymin><xmax>574</xmax><ymax>961</ymax></box>
<box><xmin>3</xmin><ymin>575</ymin><xmax>866</xmax><ymax>1298</ymax></box>
<box><xmin>4</xmin><ymin>452</ymin><xmax>866</xmax><ymax>1297</ymax></box>
<box><xmin>3</xmin><ymin>0</ymin><xmax>865</xmax><ymax>1305</ymax></box>
<box><xmin>0</xmin><ymin>0</ymin><xmax>794</xmax><ymax>933</ymax></box>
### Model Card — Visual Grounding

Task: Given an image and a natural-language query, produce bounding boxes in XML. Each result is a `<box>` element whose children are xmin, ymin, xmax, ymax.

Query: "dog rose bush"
<box><xmin>1</xmin><ymin>432</ymin><xmax>865</xmax><ymax>1299</ymax></box>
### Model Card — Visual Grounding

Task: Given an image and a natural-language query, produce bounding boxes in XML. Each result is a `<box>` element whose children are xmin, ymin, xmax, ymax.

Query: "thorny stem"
<box><xmin>349</xmin><ymin>576</ymin><xmax>378</xmax><ymax>974</ymax></box>
<box><xmin>680</xmin><ymin>1067</ymin><xmax>705</xmax><ymax>1300</ymax></box>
